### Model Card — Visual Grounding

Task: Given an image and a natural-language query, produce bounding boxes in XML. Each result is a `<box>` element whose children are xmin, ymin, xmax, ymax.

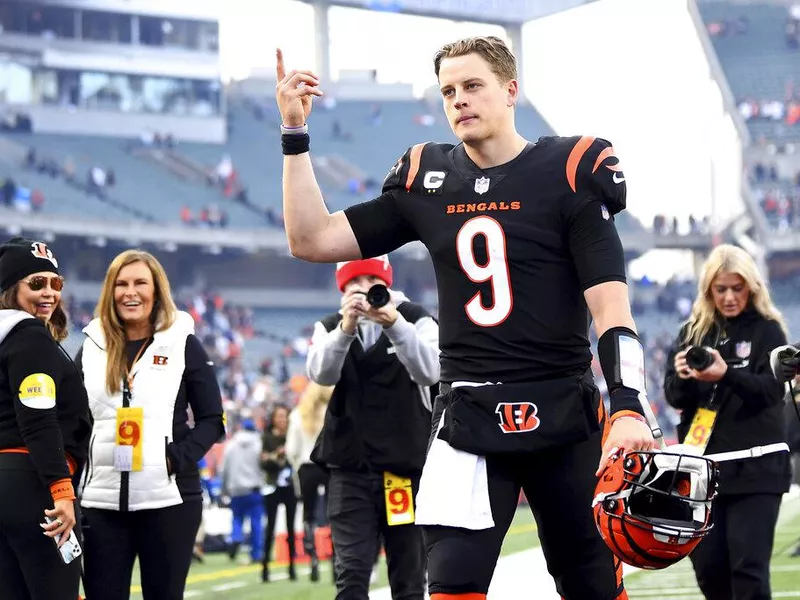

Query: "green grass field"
<box><xmin>128</xmin><ymin>494</ymin><xmax>800</xmax><ymax>599</ymax></box>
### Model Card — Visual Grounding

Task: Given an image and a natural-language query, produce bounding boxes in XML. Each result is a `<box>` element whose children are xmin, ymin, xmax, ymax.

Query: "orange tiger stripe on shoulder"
<box><xmin>592</xmin><ymin>146</ymin><xmax>619</xmax><ymax>173</ymax></box>
<box><xmin>565</xmin><ymin>135</ymin><xmax>595</xmax><ymax>193</ymax></box>
<box><xmin>404</xmin><ymin>143</ymin><xmax>427</xmax><ymax>191</ymax></box>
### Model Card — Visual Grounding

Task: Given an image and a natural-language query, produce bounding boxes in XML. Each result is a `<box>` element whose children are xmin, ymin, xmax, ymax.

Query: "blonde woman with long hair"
<box><xmin>76</xmin><ymin>250</ymin><xmax>225</xmax><ymax>600</ymax></box>
<box><xmin>663</xmin><ymin>244</ymin><xmax>792</xmax><ymax>600</ymax></box>
<box><xmin>285</xmin><ymin>381</ymin><xmax>332</xmax><ymax>582</ymax></box>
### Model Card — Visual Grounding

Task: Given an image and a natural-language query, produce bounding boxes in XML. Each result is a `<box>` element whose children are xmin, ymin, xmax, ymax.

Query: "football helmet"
<box><xmin>593</xmin><ymin>445</ymin><xmax>718</xmax><ymax>570</ymax></box>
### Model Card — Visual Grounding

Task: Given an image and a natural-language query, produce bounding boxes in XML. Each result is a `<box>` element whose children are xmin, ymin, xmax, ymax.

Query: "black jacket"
<box><xmin>261</xmin><ymin>430</ymin><xmax>291</xmax><ymax>487</ymax></box>
<box><xmin>664</xmin><ymin>308</ymin><xmax>792</xmax><ymax>495</ymax></box>
<box><xmin>311</xmin><ymin>303</ymin><xmax>435</xmax><ymax>477</ymax></box>
<box><xmin>0</xmin><ymin>313</ymin><xmax>92</xmax><ymax>489</ymax></box>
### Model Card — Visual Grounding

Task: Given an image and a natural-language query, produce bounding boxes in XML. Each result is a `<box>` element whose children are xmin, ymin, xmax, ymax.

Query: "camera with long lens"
<box><xmin>365</xmin><ymin>284</ymin><xmax>390</xmax><ymax>308</ymax></box>
<box><xmin>686</xmin><ymin>346</ymin><xmax>715</xmax><ymax>371</ymax></box>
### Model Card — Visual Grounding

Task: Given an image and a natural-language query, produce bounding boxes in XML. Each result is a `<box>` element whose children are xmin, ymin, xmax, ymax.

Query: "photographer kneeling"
<box><xmin>664</xmin><ymin>245</ymin><xmax>792</xmax><ymax>600</ymax></box>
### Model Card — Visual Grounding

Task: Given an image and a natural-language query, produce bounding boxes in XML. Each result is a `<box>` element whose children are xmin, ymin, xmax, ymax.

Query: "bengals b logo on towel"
<box><xmin>495</xmin><ymin>402</ymin><xmax>540</xmax><ymax>434</ymax></box>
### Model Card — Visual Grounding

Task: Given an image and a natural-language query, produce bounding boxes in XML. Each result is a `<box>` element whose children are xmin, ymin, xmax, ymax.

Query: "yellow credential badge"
<box><xmin>115</xmin><ymin>407</ymin><xmax>144</xmax><ymax>472</ymax></box>
<box><xmin>384</xmin><ymin>472</ymin><xmax>415</xmax><ymax>526</ymax></box>
<box><xmin>684</xmin><ymin>407</ymin><xmax>718</xmax><ymax>454</ymax></box>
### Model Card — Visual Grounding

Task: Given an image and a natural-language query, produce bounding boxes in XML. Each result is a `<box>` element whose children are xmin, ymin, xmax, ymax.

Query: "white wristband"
<box><xmin>281</xmin><ymin>123</ymin><xmax>308</xmax><ymax>135</ymax></box>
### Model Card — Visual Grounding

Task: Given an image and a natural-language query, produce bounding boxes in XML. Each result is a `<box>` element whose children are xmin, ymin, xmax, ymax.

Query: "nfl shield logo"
<box><xmin>600</xmin><ymin>204</ymin><xmax>610</xmax><ymax>220</ymax></box>
<box><xmin>735</xmin><ymin>341</ymin><xmax>751</xmax><ymax>359</ymax></box>
<box><xmin>474</xmin><ymin>177</ymin><xmax>490</xmax><ymax>195</ymax></box>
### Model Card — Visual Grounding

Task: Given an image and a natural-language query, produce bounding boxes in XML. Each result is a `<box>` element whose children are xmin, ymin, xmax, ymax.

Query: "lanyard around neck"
<box><xmin>124</xmin><ymin>337</ymin><xmax>152</xmax><ymax>397</ymax></box>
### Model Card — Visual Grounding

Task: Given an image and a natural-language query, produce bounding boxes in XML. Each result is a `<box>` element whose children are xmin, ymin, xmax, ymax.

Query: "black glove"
<box><xmin>769</xmin><ymin>344</ymin><xmax>800</xmax><ymax>384</ymax></box>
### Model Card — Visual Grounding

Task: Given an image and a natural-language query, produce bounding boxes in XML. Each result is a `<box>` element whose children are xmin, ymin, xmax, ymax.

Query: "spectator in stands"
<box><xmin>663</xmin><ymin>244</ymin><xmax>792</xmax><ymax>600</ymax></box>
<box><xmin>306</xmin><ymin>256</ymin><xmax>439</xmax><ymax>600</ymax></box>
<box><xmin>787</xmin><ymin>11</ymin><xmax>800</xmax><ymax>49</ymax></box>
<box><xmin>106</xmin><ymin>168</ymin><xmax>116</xmax><ymax>188</ymax></box>
<box><xmin>24</xmin><ymin>147</ymin><xmax>36</xmax><ymax>169</ymax></box>
<box><xmin>215</xmin><ymin>155</ymin><xmax>233</xmax><ymax>185</ymax></box>
<box><xmin>332</xmin><ymin>119</ymin><xmax>352</xmax><ymax>141</ymax></box>
<box><xmin>62</xmin><ymin>156</ymin><xmax>76</xmax><ymax>183</ymax></box>
<box><xmin>30</xmin><ymin>188</ymin><xmax>45</xmax><ymax>212</ymax></box>
<box><xmin>221</xmin><ymin>418</ymin><xmax>264</xmax><ymax>565</ymax></box>
<box><xmin>251</xmin><ymin>359</ymin><xmax>279</xmax><ymax>407</ymax></box>
<box><xmin>260</xmin><ymin>403</ymin><xmax>297</xmax><ymax>583</ymax></box>
<box><xmin>180</xmin><ymin>205</ymin><xmax>193</xmax><ymax>225</ymax></box>
<box><xmin>87</xmin><ymin>166</ymin><xmax>107</xmax><ymax>198</ymax></box>
<box><xmin>77</xmin><ymin>249</ymin><xmax>225</xmax><ymax>600</ymax></box>
<box><xmin>14</xmin><ymin>183</ymin><xmax>31</xmax><ymax>213</ymax></box>
<box><xmin>285</xmin><ymin>381</ymin><xmax>332</xmax><ymax>582</ymax></box>
<box><xmin>1</xmin><ymin>177</ymin><xmax>15</xmax><ymax>207</ymax></box>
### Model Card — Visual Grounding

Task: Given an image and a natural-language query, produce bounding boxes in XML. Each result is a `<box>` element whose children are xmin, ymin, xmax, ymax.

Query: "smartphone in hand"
<box><xmin>44</xmin><ymin>517</ymin><xmax>82</xmax><ymax>565</ymax></box>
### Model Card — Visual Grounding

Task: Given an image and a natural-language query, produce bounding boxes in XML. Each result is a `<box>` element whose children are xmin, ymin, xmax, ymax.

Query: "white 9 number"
<box><xmin>455</xmin><ymin>216</ymin><xmax>513</xmax><ymax>327</ymax></box>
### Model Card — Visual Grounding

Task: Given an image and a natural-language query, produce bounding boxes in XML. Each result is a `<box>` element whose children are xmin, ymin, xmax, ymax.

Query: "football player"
<box><xmin>276</xmin><ymin>36</ymin><xmax>654</xmax><ymax>600</ymax></box>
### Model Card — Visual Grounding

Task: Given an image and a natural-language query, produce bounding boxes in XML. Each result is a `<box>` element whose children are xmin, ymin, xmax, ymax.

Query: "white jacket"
<box><xmin>285</xmin><ymin>409</ymin><xmax>319</xmax><ymax>470</ymax></box>
<box><xmin>80</xmin><ymin>312</ymin><xmax>194</xmax><ymax>511</ymax></box>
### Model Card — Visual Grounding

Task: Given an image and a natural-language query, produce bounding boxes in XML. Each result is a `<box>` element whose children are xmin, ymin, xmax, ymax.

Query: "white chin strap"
<box><xmin>638</xmin><ymin>392</ymin><xmax>666</xmax><ymax>451</ymax></box>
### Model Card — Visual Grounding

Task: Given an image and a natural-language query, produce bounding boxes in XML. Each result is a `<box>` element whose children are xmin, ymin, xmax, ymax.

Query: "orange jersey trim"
<box><xmin>50</xmin><ymin>478</ymin><xmax>76</xmax><ymax>502</ymax></box>
<box><xmin>565</xmin><ymin>135</ymin><xmax>595</xmax><ymax>193</ymax></box>
<box><xmin>609</xmin><ymin>410</ymin><xmax>647</xmax><ymax>424</ymax></box>
<box><xmin>0</xmin><ymin>447</ymin><xmax>77</xmax><ymax>475</ymax></box>
<box><xmin>593</xmin><ymin>145</ymin><xmax>623</xmax><ymax>173</ymax></box>
<box><xmin>404</xmin><ymin>143</ymin><xmax>426</xmax><ymax>191</ymax></box>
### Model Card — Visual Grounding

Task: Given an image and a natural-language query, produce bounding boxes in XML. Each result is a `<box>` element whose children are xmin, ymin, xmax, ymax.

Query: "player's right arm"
<box><xmin>276</xmin><ymin>49</ymin><xmax>359</xmax><ymax>261</ymax></box>
<box><xmin>276</xmin><ymin>49</ymin><xmax>417</xmax><ymax>261</ymax></box>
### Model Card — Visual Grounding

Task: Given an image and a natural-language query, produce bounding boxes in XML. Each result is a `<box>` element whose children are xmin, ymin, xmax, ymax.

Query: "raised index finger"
<box><xmin>276</xmin><ymin>48</ymin><xmax>286</xmax><ymax>81</ymax></box>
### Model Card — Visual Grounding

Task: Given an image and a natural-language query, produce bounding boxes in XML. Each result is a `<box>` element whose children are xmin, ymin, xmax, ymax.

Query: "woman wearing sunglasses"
<box><xmin>75</xmin><ymin>249</ymin><xmax>224</xmax><ymax>600</ymax></box>
<box><xmin>0</xmin><ymin>236</ymin><xmax>92</xmax><ymax>600</ymax></box>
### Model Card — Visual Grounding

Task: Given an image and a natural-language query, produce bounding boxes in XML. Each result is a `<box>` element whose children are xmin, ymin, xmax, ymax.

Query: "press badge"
<box><xmin>384</xmin><ymin>472</ymin><xmax>415</xmax><ymax>526</ymax></box>
<box><xmin>114</xmin><ymin>407</ymin><xmax>144</xmax><ymax>472</ymax></box>
<box><xmin>684</xmin><ymin>406</ymin><xmax>718</xmax><ymax>454</ymax></box>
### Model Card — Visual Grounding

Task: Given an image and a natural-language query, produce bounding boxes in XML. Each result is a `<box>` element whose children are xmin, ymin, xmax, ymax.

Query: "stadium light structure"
<box><xmin>296</xmin><ymin>0</ymin><xmax>593</xmax><ymax>87</ymax></box>
<box><xmin>297</xmin><ymin>0</ymin><xmax>591</xmax><ymax>24</ymax></box>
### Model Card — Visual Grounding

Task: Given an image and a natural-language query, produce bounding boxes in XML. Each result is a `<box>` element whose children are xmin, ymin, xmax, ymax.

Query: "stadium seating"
<box><xmin>698</xmin><ymin>1</ymin><xmax>800</xmax><ymax>141</ymax></box>
<box><xmin>6</xmin><ymin>132</ymin><xmax>270</xmax><ymax>227</ymax></box>
<box><xmin>178</xmin><ymin>98</ymin><xmax>555</xmax><ymax>213</ymax></box>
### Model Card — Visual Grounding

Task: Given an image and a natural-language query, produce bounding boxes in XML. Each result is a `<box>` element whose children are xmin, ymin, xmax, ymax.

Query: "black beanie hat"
<box><xmin>0</xmin><ymin>237</ymin><xmax>60</xmax><ymax>292</ymax></box>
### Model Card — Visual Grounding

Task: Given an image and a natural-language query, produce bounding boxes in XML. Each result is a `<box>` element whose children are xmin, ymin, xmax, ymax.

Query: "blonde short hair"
<box><xmin>433</xmin><ymin>36</ymin><xmax>517</xmax><ymax>83</ymax></box>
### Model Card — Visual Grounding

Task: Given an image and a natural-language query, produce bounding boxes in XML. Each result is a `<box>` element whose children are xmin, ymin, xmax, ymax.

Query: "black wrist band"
<box><xmin>282</xmin><ymin>133</ymin><xmax>310</xmax><ymax>155</ymax></box>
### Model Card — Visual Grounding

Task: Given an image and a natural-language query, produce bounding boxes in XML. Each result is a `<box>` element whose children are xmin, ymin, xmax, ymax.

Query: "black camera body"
<box><xmin>686</xmin><ymin>346</ymin><xmax>715</xmax><ymax>371</ymax></box>
<box><xmin>365</xmin><ymin>284</ymin><xmax>390</xmax><ymax>308</ymax></box>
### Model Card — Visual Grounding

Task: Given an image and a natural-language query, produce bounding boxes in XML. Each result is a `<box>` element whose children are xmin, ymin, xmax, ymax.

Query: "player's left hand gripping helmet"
<box><xmin>593</xmin><ymin>445</ymin><xmax>718</xmax><ymax>570</ymax></box>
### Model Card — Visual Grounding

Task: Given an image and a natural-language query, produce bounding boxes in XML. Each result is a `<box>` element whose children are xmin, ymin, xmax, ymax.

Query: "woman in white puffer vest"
<box><xmin>75</xmin><ymin>250</ymin><xmax>225</xmax><ymax>600</ymax></box>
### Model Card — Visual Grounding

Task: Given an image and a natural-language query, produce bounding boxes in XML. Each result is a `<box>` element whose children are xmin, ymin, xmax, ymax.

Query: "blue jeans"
<box><xmin>230</xmin><ymin>490</ymin><xmax>264</xmax><ymax>561</ymax></box>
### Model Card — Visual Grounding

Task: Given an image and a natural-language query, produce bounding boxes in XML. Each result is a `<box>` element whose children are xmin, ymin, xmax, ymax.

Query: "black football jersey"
<box><xmin>344</xmin><ymin>135</ymin><xmax>628</xmax><ymax>384</ymax></box>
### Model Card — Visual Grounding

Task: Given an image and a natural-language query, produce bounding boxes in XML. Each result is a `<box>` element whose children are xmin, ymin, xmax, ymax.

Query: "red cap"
<box><xmin>335</xmin><ymin>255</ymin><xmax>392</xmax><ymax>291</ymax></box>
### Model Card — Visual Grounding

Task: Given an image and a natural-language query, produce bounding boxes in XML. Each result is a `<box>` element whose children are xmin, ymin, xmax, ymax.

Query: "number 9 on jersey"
<box><xmin>456</xmin><ymin>216</ymin><xmax>513</xmax><ymax>327</ymax></box>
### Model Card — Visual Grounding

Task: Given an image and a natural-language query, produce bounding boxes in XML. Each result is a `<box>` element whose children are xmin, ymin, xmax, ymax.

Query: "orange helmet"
<box><xmin>593</xmin><ymin>445</ymin><xmax>718</xmax><ymax>570</ymax></box>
